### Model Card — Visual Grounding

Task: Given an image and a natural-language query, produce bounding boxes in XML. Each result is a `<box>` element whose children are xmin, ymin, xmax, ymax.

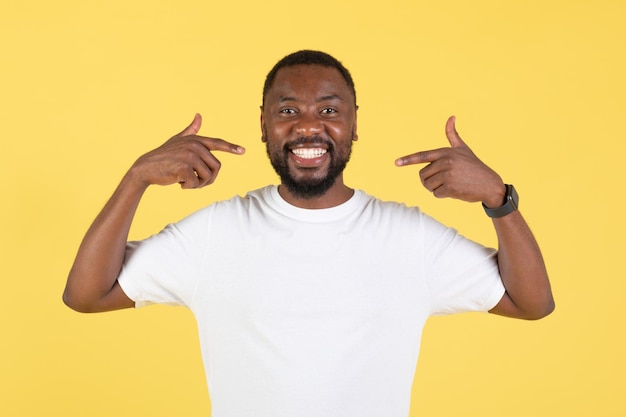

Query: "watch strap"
<box><xmin>482</xmin><ymin>184</ymin><xmax>519</xmax><ymax>218</ymax></box>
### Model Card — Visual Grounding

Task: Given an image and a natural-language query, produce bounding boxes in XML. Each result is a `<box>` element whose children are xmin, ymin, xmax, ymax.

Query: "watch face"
<box><xmin>508</xmin><ymin>185</ymin><xmax>519</xmax><ymax>209</ymax></box>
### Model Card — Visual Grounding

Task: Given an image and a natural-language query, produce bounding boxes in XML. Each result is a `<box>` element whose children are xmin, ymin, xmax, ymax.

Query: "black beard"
<box><xmin>266</xmin><ymin>135</ymin><xmax>352</xmax><ymax>200</ymax></box>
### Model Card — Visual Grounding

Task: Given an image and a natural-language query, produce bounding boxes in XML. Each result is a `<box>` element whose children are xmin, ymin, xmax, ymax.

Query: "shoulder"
<box><xmin>357</xmin><ymin>191</ymin><xmax>425</xmax><ymax>219</ymax></box>
<box><xmin>181</xmin><ymin>186</ymin><xmax>277</xmax><ymax>229</ymax></box>
<box><xmin>210</xmin><ymin>186</ymin><xmax>273</xmax><ymax>213</ymax></box>
<box><xmin>356</xmin><ymin>191</ymin><xmax>457</xmax><ymax>235</ymax></box>
<box><xmin>187</xmin><ymin>186</ymin><xmax>273</xmax><ymax>214</ymax></box>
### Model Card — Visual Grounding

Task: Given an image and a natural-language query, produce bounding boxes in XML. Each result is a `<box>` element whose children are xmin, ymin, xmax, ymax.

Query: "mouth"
<box><xmin>290</xmin><ymin>148</ymin><xmax>328</xmax><ymax>159</ymax></box>
<box><xmin>288</xmin><ymin>145</ymin><xmax>330</xmax><ymax>168</ymax></box>
<box><xmin>285</xmin><ymin>137</ymin><xmax>332</xmax><ymax>166</ymax></box>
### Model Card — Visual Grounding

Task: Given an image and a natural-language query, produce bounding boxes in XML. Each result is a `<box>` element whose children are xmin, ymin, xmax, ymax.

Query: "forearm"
<box><xmin>63</xmin><ymin>170</ymin><xmax>148</xmax><ymax>312</ymax></box>
<box><xmin>489</xmin><ymin>210</ymin><xmax>555</xmax><ymax>319</ymax></box>
<box><xmin>63</xmin><ymin>114</ymin><xmax>244</xmax><ymax>312</ymax></box>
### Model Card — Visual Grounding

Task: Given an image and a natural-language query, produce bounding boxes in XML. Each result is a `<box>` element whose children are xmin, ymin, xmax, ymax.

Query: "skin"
<box><xmin>63</xmin><ymin>115</ymin><xmax>245</xmax><ymax>312</ymax></box>
<box><xmin>261</xmin><ymin>65</ymin><xmax>358</xmax><ymax>208</ymax></box>
<box><xmin>63</xmin><ymin>64</ymin><xmax>554</xmax><ymax>319</ymax></box>
<box><xmin>396</xmin><ymin>117</ymin><xmax>554</xmax><ymax>319</ymax></box>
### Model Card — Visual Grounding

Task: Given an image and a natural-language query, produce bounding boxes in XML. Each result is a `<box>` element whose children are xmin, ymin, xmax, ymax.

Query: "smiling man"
<box><xmin>262</xmin><ymin>61</ymin><xmax>358</xmax><ymax>207</ymax></box>
<box><xmin>64</xmin><ymin>50</ymin><xmax>554</xmax><ymax>417</ymax></box>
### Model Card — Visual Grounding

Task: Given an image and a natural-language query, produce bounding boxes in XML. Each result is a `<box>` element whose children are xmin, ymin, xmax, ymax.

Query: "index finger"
<box><xmin>192</xmin><ymin>135</ymin><xmax>246</xmax><ymax>155</ymax></box>
<box><xmin>394</xmin><ymin>148</ymin><xmax>448</xmax><ymax>167</ymax></box>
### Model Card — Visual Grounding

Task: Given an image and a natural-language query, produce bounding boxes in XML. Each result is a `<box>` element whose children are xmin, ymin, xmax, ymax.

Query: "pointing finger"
<box><xmin>195</xmin><ymin>136</ymin><xmax>246</xmax><ymax>155</ymax></box>
<box><xmin>395</xmin><ymin>148</ymin><xmax>448</xmax><ymax>167</ymax></box>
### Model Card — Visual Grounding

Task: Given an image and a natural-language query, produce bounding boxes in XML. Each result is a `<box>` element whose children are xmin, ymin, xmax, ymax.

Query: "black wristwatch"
<box><xmin>482</xmin><ymin>184</ymin><xmax>519</xmax><ymax>218</ymax></box>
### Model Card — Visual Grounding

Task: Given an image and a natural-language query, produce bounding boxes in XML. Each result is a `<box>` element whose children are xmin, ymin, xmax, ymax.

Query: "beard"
<box><xmin>265</xmin><ymin>132</ymin><xmax>353</xmax><ymax>199</ymax></box>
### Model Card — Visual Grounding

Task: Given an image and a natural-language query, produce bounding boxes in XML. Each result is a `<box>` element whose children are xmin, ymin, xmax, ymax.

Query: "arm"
<box><xmin>63</xmin><ymin>114</ymin><xmax>245</xmax><ymax>313</ymax></box>
<box><xmin>395</xmin><ymin>116</ymin><xmax>554</xmax><ymax>320</ymax></box>
<box><xmin>488</xmin><ymin>209</ymin><xmax>554</xmax><ymax>319</ymax></box>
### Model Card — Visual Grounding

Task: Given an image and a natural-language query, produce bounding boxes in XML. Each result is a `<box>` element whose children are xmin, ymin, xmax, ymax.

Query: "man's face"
<box><xmin>261</xmin><ymin>64</ymin><xmax>358</xmax><ymax>199</ymax></box>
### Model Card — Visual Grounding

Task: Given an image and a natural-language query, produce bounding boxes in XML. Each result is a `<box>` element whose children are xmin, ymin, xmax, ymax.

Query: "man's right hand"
<box><xmin>129</xmin><ymin>113</ymin><xmax>246</xmax><ymax>189</ymax></box>
<box><xmin>63</xmin><ymin>114</ymin><xmax>245</xmax><ymax>313</ymax></box>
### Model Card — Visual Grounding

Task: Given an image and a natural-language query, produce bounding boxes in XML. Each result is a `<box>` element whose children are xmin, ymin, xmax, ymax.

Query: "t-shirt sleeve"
<box><xmin>420</xmin><ymin>213</ymin><xmax>505</xmax><ymax>316</ymax></box>
<box><xmin>117</xmin><ymin>208</ymin><xmax>209</xmax><ymax>308</ymax></box>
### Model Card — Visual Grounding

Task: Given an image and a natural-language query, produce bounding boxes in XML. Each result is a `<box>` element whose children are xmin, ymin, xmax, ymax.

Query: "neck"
<box><xmin>278</xmin><ymin>179</ymin><xmax>354</xmax><ymax>209</ymax></box>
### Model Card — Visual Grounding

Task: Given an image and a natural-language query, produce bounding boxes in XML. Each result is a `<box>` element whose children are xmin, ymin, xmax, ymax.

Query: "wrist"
<box><xmin>482</xmin><ymin>183</ymin><xmax>507</xmax><ymax>209</ymax></box>
<box><xmin>123</xmin><ymin>165</ymin><xmax>152</xmax><ymax>192</ymax></box>
<box><xmin>483</xmin><ymin>184</ymin><xmax>519</xmax><ymax>218</ymax></box>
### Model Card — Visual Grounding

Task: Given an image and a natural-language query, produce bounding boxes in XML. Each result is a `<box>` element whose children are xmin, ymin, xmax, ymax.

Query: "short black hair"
<box><xmin>262</xmin><ymin>50</ymin><xmax>356</xmax><ymax>105</ymax></box>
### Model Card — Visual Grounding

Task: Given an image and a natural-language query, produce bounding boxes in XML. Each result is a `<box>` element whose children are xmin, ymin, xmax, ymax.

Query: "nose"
<box><xmin>294</xmin><ymin>112</ymin><xmax>323</xmax><ymax>136</ymax></box>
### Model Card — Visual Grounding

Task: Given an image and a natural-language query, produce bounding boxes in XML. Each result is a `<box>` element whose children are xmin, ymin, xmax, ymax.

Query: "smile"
<box><xmin>291</xmin><ymin>148</ymin><xmax>328</xmax><ymax>159</ymax></box>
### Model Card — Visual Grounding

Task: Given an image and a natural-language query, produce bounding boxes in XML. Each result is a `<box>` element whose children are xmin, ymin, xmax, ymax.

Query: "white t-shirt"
<box><xmin>118</xmin><ymin>186</ymin><xmax>505</xmax><ymax>417</ymax></box>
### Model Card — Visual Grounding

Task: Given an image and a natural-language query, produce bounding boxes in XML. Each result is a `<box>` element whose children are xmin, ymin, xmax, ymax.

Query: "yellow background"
<box><xmin>1</xmin><ymin>1</ymin><xmax>624</xmax><ymax>415</ymax></box>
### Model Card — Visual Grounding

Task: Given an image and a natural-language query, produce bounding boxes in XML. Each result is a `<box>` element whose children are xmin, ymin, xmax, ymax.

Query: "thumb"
<box><xmin>445</xmin><ymin>115</ymin><xmax>466</xmax><ymax>148</ymax></box>
<box><xmin>178</xmin><ymin>113</ymin><xmax>203</xmax><ymax>137</ymax></box>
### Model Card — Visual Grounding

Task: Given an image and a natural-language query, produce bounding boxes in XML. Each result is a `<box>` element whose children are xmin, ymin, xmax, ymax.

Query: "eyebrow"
<box><xmin>317</xmin><ymin>94</ymin><xmax>344</xmax><ymax>103</ymax></box>
<box><xmin>278</xmin><ymin>96</ymin><xmax>297</xmax><ymax>103</ymax></box>
<box><xmin>277</xmin><ymin>94</ymin><xmax>345</xmax><ymax>103</ymax></box>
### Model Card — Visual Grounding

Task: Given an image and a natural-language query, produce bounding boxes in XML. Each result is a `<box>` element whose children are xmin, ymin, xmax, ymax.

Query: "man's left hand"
<box><xmin>395</xmin><ymin>116</ymin><xmax>505</xmax><ymax>208</ymax></box>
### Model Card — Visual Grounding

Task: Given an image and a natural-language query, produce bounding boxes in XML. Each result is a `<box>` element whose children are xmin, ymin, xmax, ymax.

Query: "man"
<box><xmin>64</xmin><ymin>50</ymin><xmax>554</xmax><ymax>416</ymax></box>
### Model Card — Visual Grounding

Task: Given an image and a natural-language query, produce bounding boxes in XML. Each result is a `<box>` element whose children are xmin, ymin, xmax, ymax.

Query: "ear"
<box><xmin>260</xmin><ymin>106</ymin><xmax>267</xmax><ymax>142</ymax></box>
<box><xmin>352</xmin><ymin>105</ymin><xmax>359</xmax><ymax>141</ymax></box>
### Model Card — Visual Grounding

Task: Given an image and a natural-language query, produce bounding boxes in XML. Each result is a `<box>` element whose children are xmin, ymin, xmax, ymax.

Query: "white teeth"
<box><xmin>291</xmin><ymin>148</ymin><xmax>327</xmax><ymax>159</ymax></box>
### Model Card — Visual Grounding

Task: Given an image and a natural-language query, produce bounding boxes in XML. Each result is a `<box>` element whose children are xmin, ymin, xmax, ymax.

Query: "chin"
<box><xmin>280</xmin><ymin>175</ymin><xmax>339</xmax><ymax>199</ymax></box>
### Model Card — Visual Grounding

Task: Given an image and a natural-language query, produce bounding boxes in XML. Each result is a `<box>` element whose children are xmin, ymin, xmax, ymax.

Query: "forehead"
<box><xmin>266</xmin><ymin>64</ymin><xmax>353</xmax><ymax>103</ymax></box>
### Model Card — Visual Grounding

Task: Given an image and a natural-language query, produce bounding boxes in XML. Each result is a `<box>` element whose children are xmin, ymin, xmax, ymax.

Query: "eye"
<box><xmin>279</xmin><ymin>108</ymin><xmax>297</xmax><ymax>115</ymax></box>
<box><xmin>321</xmin><ymin>108</ymin><xmax>337</xmax><ymax>114</ymax></box>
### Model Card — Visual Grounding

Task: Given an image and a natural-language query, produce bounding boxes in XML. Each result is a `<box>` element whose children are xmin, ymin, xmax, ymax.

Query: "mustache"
<box><xmin>285</xmin><ymin>135</ymin><xmax>333</xmax><ymax>148</ymax></box>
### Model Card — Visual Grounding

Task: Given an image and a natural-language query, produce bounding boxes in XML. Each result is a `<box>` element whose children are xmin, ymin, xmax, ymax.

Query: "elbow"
<box><xmin>62</xmin><ymin>288</ymin><xmax>98</xmax><ymax>314</ymax></box>
<box><xmin>63</xmin><ymin>269</ymin><xmax>105</xmax><ymax>313</ymax></box>
<box><xmin>523</xmin><ymin>297</ymin><xmax>556</xmax><ymax>321</ymax></box>
<box><xmin>63</xmin><ymin>275</ymin><xmax>133</xmax><ymax>312</ymax></box>
<box><xmin>495</xmin><ymin>288</ymin><xmax>556</xmax><ymax>320</ymax></box>
<box><xmin>543</xmin><ymin>296</ymin><xmax>556</xmax><ymax>317</ymax></box>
